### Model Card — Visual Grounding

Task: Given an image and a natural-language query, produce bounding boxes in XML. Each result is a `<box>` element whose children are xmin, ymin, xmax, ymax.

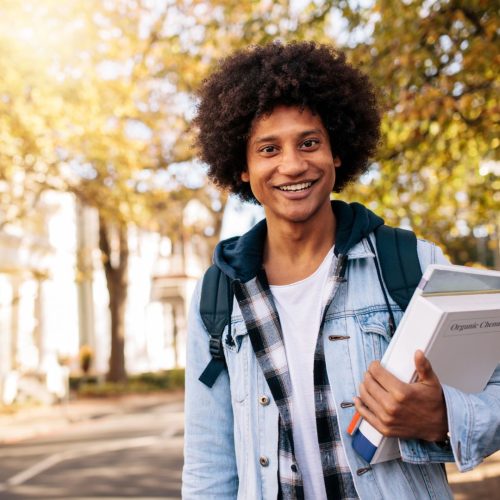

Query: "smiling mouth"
<box><xmin>277</xmin><ymin>181</ymin><xmax>314</xmax><ymax>192</ymax></box>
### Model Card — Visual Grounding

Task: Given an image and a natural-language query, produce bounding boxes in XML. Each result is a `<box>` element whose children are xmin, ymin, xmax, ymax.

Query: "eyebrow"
<box><xmin>252</xmin><ymin>129</ymin><xmax>325</xmax><ymax>145</ymax></box>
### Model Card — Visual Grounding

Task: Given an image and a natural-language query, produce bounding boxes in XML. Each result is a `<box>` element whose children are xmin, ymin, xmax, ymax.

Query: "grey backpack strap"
<box><xmin>198</xmin><ymin>265</ymin><xmax>233</xmax><ymax>388</ymax></box>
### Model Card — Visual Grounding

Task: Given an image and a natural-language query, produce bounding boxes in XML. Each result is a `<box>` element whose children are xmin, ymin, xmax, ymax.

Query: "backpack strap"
<box><xmin>198</xmin><ymin>265</ymin><xmax>233</xmax><ymax>388</ymax></box>
<box><xmin>374</xmin><ymin>225</ymin><xmax>422</xmax><ymax>311</ymax></box>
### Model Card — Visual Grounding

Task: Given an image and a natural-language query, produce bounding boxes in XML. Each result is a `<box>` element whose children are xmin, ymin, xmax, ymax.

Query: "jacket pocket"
<box><xmin>224</xmin><ymin>320</ymin><xmax>249</xmax><ymax>403</ymax></box>
<box><xmin>355</xmin><ymin>309</ymin><xmax>393</xmax><ymax>362</ymax></box>
<box><xmin>225</xmin><ymin>316</ymin><xmax>247</xmax><ymax>353</ymax></box>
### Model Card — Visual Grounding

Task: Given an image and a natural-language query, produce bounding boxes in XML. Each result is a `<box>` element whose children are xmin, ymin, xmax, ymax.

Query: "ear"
<box><xmin>333</xmin><ymin>156</ymin><xmax>341</xmax><ymax>168</ymax></box>
<box><xmin>241</xmin><ymin>170</ymin><xmax>250</xmax><ymax>182</ymax></box>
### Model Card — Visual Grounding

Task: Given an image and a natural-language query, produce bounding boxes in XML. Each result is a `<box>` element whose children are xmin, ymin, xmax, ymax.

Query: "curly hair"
<box><xmin>194</xmin><ymin>41</ymin><xmax>381</xmax><ymax>202</ymax></box>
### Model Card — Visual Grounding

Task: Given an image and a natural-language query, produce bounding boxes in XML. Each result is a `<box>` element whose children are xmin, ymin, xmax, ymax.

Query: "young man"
<box><xmin>182</xmin><ymin>42</ymin><xmax>500</xmax><ymax>499</ymax></box>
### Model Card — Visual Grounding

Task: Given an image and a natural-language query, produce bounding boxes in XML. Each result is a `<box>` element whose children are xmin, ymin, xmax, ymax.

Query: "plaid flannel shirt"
<box><xmin>233</xmin><ymin>254</ymin><xmax>358</xmax><ymax>500</ymax></box>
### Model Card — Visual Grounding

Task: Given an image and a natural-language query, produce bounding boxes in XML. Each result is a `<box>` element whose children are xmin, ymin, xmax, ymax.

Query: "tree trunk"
<box><xmin>98</xmin><ymin>215</ymin><xmax>129</xmax><ymax>383</ymax></box>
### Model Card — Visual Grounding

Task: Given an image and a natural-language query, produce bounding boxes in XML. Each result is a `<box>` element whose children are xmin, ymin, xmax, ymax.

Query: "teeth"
<box><xmin>278</xmin><ymin>182</ymin><xmax>313</xmax><ymax>192</ymax></box>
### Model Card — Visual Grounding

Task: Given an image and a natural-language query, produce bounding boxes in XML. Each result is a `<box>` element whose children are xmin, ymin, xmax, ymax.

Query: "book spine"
<box><xmin>351</xmin><ymin>420</ymin><xmax>383</xmax><ymax>463</ymax></box>
<box><xmin>347</xmin><ymin>411</ymin><xmax>361</xmax><ymax>436</ymax></box>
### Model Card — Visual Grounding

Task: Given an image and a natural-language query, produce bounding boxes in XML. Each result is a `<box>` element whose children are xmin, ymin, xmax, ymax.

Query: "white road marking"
<box><xmin>0</xmin><ymin>427</ymin><xmax>182</xmax><ymax>491</ymax></box>
<box><xmin>3</xmin><ymin>452</ymin><xmax>65</xmax><ymax>487</ymax></box>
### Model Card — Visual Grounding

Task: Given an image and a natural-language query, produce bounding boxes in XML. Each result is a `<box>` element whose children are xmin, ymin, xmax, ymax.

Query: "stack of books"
<box><xmin>348</xmin><ymin>264</ymin><xmax>500</xmax><ymax>464</ymax></box>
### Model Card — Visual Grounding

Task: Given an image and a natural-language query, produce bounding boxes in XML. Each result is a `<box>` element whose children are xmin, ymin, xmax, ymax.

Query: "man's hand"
<box><xmin>353</xmin><ymin>350</ymin><xmax>448</xmax><ymax>442</ymax></box>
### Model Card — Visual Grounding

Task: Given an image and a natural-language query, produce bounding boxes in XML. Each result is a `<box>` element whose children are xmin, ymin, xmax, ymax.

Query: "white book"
<box><xmin>351</xmin><ymin>264</ymin><xmax>500</xmax><ymax>464</ymax></box>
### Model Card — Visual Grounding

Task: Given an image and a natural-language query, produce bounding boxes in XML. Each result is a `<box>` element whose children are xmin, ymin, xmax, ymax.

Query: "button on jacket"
<box><xmin>182</xmin><ymin>203</ymin><xmax>500</xmax><ymax>500</ymax></box>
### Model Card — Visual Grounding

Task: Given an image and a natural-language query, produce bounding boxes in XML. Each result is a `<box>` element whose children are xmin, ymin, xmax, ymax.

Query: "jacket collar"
<box><xmin>346</xmin><ymin>238</ymin><xmax>376</xmax><ymax>260</ymax></box>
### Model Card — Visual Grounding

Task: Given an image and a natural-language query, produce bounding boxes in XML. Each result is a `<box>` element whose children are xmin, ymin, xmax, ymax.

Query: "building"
<box><xmin>0</xmin><ymin>191</ymin><xmax>212</xmax><ymax>404</ymax></box>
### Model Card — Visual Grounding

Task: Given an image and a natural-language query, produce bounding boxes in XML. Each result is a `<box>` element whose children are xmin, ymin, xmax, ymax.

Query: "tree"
<box><xmin>336</xmin><ymin>0</ymin><xmax>499</xmax><ymax>266</ymax></box>
<box><xmin>67</xmin><ymin>0</ymin><xmax>341</xmax><ymax>379</ymax></box>
<box><xmin>0</xmin><ymin>0</ymin><xmax>336</xmax><ymax>380</ymax></box>
<box><xmin>0</xmin><ymin>0</ymin><xmax>176</xmax><ymax>381</ymax></box>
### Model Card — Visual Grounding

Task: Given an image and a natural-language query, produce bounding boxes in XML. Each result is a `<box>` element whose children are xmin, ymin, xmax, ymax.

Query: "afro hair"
<box><xmin>194</xmin><ymin>41</ymin><xmax>381</xmax><ymax>202</ymax></box>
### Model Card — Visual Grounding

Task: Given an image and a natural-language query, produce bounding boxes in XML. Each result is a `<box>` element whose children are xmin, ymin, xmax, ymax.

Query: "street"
<box><xmin>446</xmin><ymin>452</ymin><xmax>500</xmax><ymax>500</ymax></box>
<box><xmin>0</xmin><ymin>397</ymin><xmax>184</xmax><ymax>499</ymax></box>
<box><xmin>1</xmin><ymin>392</ymin><xmax>499</xmax><ymax>499</ymax></box>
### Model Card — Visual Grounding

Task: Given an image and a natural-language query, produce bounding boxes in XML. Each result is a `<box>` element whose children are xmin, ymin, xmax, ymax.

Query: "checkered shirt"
<box><xmin>233</xmin><ymin>255</ymin><xmax>358</xmax><ymax>500</ymax></box>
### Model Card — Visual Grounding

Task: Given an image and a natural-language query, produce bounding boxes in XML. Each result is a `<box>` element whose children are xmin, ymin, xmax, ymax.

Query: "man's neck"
<box><xmin>263</xmin><ymin>207</ymin><xmax>336</xmax><ymax>286</ymax></box>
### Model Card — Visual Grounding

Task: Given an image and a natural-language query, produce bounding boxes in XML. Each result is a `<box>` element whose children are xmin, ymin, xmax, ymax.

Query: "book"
<box><xmin>348</xmin><ymin>264</ymin><xmax>500</xmax><ymax>464</ymax></box>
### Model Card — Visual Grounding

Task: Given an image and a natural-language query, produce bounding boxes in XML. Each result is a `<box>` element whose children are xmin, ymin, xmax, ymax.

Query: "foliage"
<box><xmin>0</xmin><ymin>0</ymin><xmax>337</xmax><ymax>230</ymax></box>
<box><xmin>337</xmin><ymin>0</ymin><xmax>499</xmax><ymax>264</ymax></box>
<box><xmin>0</xmin><ymin>0</ymin><xmax>338</xmax><ymax>379</ymax></box>
<box><xmin>1</xmin><ymin>0</ymin><xmax>497</xmax><ymax>385</ymax></box>
<box><xmin>73</xmin><ymin>369</ymin><xmax>185</xmax><ymax>397</ymax></box>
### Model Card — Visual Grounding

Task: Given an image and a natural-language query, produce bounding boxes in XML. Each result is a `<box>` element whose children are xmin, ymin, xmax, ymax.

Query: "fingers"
<box><xmin>360</xmin><ymin>368</ymin><xmax>408</xmax><ymax>422</ymax></box>
<box><xmin>359</xmin><ymin>371</ymin><xmax>387</xmax><ymax>417</ymax></box>
<box><xmin>354</xmin><ymin>395</ymin><xmax>395</xmax><ymax>438</ymax></box>
<box><xmin>367</xmin><ymin>361</ymin><xmax>406</xmax><ymax>394</ymax></box>
<box><xmin>353</xmin><ymin>396</ymin><xmax>382</xmax><ymax>432</ymax></box>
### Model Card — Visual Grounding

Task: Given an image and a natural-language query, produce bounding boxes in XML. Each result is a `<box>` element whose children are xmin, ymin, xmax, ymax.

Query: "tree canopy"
<box><xmin>1</xmin><ymin>0</ymin><xmax>498</xmax><ymax>380</ymax></box>
<box><xmin>338</xmin><ymin>0</ymin><xmax>499</xmax><ymax>265</ymax></box>
<box><xmin>0</xmin><ymin>0</ymin><xmax>342</xmax><ymax>378</ymax></box>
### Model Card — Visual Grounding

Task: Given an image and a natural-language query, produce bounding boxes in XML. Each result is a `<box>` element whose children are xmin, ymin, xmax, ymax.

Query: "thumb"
<box><xmin>415</xmin><ymin>350</ymin><xmax>438</xmax><ymax>384</ymax></box>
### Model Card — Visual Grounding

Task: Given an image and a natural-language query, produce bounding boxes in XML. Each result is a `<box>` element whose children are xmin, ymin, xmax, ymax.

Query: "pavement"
<box><xmin>0</xmin><ymin>391</ymin><xmax>184</xmax><ymax>445</ymax></box>
<box><xmin>2</xmin><ymin>392</ymin><xmax>500</xmax><ymax>499</ymax></box>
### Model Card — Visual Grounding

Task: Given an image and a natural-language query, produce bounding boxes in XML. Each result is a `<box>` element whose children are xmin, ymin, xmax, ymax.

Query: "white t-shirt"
<box><xmin>269</xmin><ymin>247</ymin><xmax>334</xmax><ymax>500</ymax></box>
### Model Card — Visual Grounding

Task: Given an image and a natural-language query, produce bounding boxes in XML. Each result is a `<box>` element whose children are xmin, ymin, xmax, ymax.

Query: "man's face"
<box><xmin>244</xmin><ymin>105</ymin><xmax>340</xmax><ymax>226</ymax></box>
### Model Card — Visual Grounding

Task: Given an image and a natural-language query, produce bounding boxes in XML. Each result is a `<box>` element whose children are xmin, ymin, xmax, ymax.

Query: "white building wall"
<box><xmin>44</xmin><ymin>191</ymin><xmax>80</xmax><ymax>364</ymax></box>
<box><xmin>0</xmin><ymin>277</ymin><xmax>13</xmax><ymax>378</ymax></box>
<box><xmin>0</xmin><ymin>189</ymin><xmax>211</xmax><ymax>391</ymax></box>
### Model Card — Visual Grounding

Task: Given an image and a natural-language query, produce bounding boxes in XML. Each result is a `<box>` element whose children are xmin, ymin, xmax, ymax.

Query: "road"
<box><xmin>1</xmin><ymin>393</ymin><xmax>499</xmax><ymax>499</ymax></box>
<box><xmin>0</xmin><ymin>398</ymin><xmax>184</xmax><ymax>499</ymax></box>
<box><xmin>447</xmin><ymin>451</ymin><xmax>500</xmax><ymax>500</ymax></box>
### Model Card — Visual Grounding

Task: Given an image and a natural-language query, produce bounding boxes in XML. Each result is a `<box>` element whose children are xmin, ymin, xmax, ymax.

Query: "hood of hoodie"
<box><xmin>213</xmin><ymin>200</ymin><xmax>384</xmax><ymax>282</ymax></box>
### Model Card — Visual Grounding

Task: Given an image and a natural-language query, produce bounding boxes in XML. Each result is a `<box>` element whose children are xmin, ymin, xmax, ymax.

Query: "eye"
<box><xmin>301</xmin><ymin>138</ymin><xmax>320</xmax><ymax>149</ymax></box>
<box><xmin>259</xmin><ymin>145</ymin><xmax>278</xmax><ymax>155</ymax></box>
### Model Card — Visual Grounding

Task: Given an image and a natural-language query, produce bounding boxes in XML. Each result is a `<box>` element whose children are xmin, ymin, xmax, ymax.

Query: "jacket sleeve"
<box><xmin>182</xmin><ymin>280</ymin><xmax>238</xmax><ymax>499</ymax></box>
<box><xmin>442</xmin><ymin>365</ymin><xmax>500</xmax><ymax>471</ymax></box>
<box><xmin>399</xmin><ymin>241</ymin><xmax>500</xmax><ymax>470</ymax></box>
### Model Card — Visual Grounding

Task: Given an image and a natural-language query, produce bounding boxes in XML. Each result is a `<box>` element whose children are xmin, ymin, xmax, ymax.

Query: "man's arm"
<box><xmin>354</xmin><ymin>240</ymin><xmax>500</xmax><ymax>470</ymax></box>
<box><xmin>182</xmin><ymin>282</ymin><xmax>238</xmax><ymax>499</ymax></box>
<box><xmin>408</xmin><ymin>241</ymin><xmax>500</xmax><ymax>470</ymax></box>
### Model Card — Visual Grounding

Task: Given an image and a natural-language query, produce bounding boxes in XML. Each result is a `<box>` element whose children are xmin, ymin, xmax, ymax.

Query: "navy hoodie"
<box><xmin>213</xmin><ymin>201</ymin><xmax>384</xmax><ymax>282</ymax></box>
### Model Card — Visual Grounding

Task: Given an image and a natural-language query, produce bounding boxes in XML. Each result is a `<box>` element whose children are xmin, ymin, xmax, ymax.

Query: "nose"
<box><xmin>279</xmin><ymin>147</ymin><xmax>308</xmax><ymax>177</ymax></box>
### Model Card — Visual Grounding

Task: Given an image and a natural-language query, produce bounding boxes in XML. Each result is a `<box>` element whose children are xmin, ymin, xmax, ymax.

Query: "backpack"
<box><xmin>198</xmin><ymin>225</ymin><xmax>422</xmax><ymax>388</ymax></box>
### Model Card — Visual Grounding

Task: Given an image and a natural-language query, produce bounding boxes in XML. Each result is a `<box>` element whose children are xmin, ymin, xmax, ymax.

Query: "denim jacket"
<box><xmin>183</xmin><ymin>235</ymin><xmax>500</xmax><ymax>499</ymax></box>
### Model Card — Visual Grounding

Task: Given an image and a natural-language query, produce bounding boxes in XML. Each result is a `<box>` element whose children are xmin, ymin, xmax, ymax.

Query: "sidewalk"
<box><xmin>0</xmin><ymin>391</ymin><xmax>184</xmax><ymax>445</ymax></box>
<box><xmin>447</xmin><ymin>451</ymin><xmax>500</xmax><ymax>499</ymax></box>
<box><xmin>2</xmin><ymin>393</ymin><xmax>499</xmax><ymax>499</ymax></box>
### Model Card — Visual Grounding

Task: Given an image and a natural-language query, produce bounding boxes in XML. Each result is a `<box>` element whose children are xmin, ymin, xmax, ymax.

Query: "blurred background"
<box><xmin>0</xmin><ymin>0</ymin><xmax>498</xmax><ymax>498</ymax></box>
